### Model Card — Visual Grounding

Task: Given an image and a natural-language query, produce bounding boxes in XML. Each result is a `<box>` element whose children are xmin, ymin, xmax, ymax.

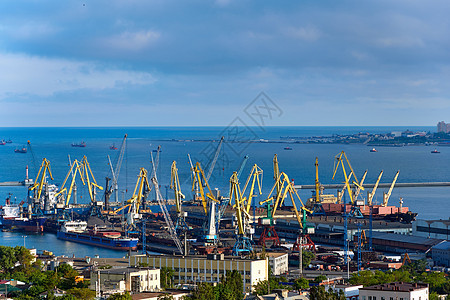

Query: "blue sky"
<box><xmin>0</xmin><ymin>0</ymin><xmax>449</xmax><ymax>126</ymax></box>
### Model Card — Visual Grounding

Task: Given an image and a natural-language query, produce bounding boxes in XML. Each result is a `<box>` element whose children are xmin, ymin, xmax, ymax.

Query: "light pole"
<box><xmin>22</xmin><ymin>235</ymin><xmax>27</xmax><ymax>248</ymax></box>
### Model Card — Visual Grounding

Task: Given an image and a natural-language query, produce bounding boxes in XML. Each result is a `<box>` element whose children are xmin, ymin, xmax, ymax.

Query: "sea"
<box><xmin>0</xmin><ymin>126</ymin><xmax>449</xmax><ymax>258</ymax></box>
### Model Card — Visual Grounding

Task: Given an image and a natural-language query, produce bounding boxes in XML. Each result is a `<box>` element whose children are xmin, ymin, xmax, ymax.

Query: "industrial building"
<box><xmin>90</xmin><ymin>267</ymin><xmax>160</xmax><ymax>296</ymax></box>
<box><xmin>431</xmin><ymin>241</ymin><xmax>450</xmax><ymax>267</ymax></box>
<box><xmin>413</xmin><ymin>219</ymin><xmax>450</xmax><ymax>240</ymax></box>
<box><xmin>130</xmin><ymin>254</ymin><xmax>268</xmax><ymax>293</ymax></box>
<box><xmin>359</xmin><ymin>282</ymin><xmax>429</xmax><ymax>300</ymax></box>
<box><xmin>369</xmin><ymin>232</ymin><xmax>444</xmax><ymax>253</ymax></box>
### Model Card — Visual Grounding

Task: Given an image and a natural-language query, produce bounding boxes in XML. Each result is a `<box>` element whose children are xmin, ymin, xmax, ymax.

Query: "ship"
<box><xmin>370</xmin><ymin>148</ymin><xmax>378</xmax><ymax>152</ymax></box>
<box><xmin>6</xmin><ymin>139</ymin><xmax>12</xmax><ymax>143</ymax></box>
<box><xmin>109</xmin><ymin>144</ymin><xmax>118</xmax><ymax>150</ymax></box>
<box><xmin>71</xmin><ymin>141</ymin><xmax>86</xmax><ymax>147</ymax></box>
<box><xmin>431</xmin><ymin>149</ymin><xmax>440</xmax><ymax>154</ymax></box>
<box><xmin>1</xmin><ymin>196</ymin><xmax>46</xmax><ymax>232</ymax></box>
<box><xmin>14</xmin><ymin>147</ymin><xmax>27</xmax><ymax>153</ymax></box>
<box><xmin>0</xmin><ymin>140</ymin><xmax>5</xmax><ymax>145</ymax></box>
<box><xmin>56</xmin><ymin>221</ymin><xmax>138</xmax><ymax>251</ymax></box>
<box><xmin>284</xmin><ymin>146</ymin><xmax>293</xmax><ymax>150</ymax></box>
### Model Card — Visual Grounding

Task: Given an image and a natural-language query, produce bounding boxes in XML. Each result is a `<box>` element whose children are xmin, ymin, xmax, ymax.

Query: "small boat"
<box><xmin>71</xmin><ymin>141</ymin><xmax>86</xmax><ymax>147</ymax></box>
<box><xmin>109</xmin><ymin>144</ymin><xmax>117</xmax><ymax>150</ymax></box>
<box><xmin>14</xmin><ymin>147</ymin><xmax>27</xmax><ymax>153</ymax></box>
<box><xmin>0</xmin><ymin>140</ymin><xmax>5</xmax><ymax>145</ymax></box>
<box><xmin>431</xmin><ymin>149</ymin><xmax>440</xmax><ymax>154</ymax></box>
<box><xmin>284</xmin><ymin>146</ymin><xmax>293</xmax><ymax>150</ymax></box>
<box><xmin>370</xmin><ymin>148</ymin><xmax>378</xmax><ymax>152</ymax></box>
<box><xmin>6</xmin><ymin>139</ymin><xmax>12</xmax><ymax>143</ymax></box>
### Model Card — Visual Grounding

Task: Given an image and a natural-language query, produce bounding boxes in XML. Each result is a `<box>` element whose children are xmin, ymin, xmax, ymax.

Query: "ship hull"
<box><xmin>56</xmin><ymin>231</ymin><xmax>138</xmax><ymax>251</ymax></box>
<box><xmin>1</xmin><ymin>217</ymin><xmax>46</xmax><ymax>232</ymax></box>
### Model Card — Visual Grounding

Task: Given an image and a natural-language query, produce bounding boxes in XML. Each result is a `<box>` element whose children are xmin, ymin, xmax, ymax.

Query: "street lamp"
<box><xmin>22</xmin><ymin>235</ymin><xmax>27</xmax><ymax>248</ymax></box>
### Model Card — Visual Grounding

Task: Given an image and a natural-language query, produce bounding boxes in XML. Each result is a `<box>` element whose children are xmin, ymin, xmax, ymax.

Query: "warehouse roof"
<box><xmin>371</xmin><ymin>232</ymin><xmax>443</xmax><ymax>246</ymax></box>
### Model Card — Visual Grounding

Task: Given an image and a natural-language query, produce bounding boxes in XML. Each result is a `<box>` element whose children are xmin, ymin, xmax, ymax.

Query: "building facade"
<box><xmin>90</xmin><ymin>267</ymin><xmax>160</xmax><ymax>295</ymax></box>
<box><xmin>359</xmin><ymin>282</ymin><xmax>428</xmax><ymax>300</ymax></box>
<box><xmin>130</xmin><ymin>254</ymin><xmax>268</xmax><ymax>293</ymax></box>
<box><xmin>432</xmin><ymin>241</ymin><xmax>450</xmax><ymax>267</ymax></box>
<box><xmin>266</xmin><ymin>252</ymin><xmax>289</xmax><ymax>275</ymax></box>
<box><xmin>437</xmin><ymin>121</ymin><xmax>449</xmax><ymax>133</ymax></box>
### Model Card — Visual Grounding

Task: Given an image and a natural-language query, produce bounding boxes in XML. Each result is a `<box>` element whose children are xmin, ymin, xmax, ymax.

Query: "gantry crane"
<box><xmin>229</xmin><ymin>164</ymin><xmax>263</xmax><ymax>255</ymax></box>
<box><xmin>170</xmin><ymin>161</ymin><xmax>188</xmax><ymax>233</ymax></box>
<box><xmin>332</xmin><ymin>151</ymin><xmax>364</xmax><ymax>217</ymax></box>
<box><xmin>150</xmin><ymin>152</ymin><xmax>184</xmax><ymax>255</ymax></box>
<box><xmin>259</xmin><ymin>172</ymin><xmax>313</xmax><ymax>249</ymax></box>
<box><xmin>382</xmin><ymin>171</ymin><xmax>400</xmax><ymax>207</ymax></box>
<box><xmin>216</xmin><ymin>155</ymin><xmax>249</xmax><ymax>230</ymax></box>
<box><xmin>113</xmin><ymin>168</ymin><xmax>151</xmax><ymax>225</ymax></box>
<box><xmin>28</xmin><ymin>158</ymin><xmax>54</xmax><ymax>215</ymax></box>
<box><xmin>104</xmin><ymin>134</ymin><xmax>128</xmax><ymax>209</ymax></box>
<box><xmin>55</xmin><ymin>158</ymin><xmax>83</xmax><ymax>207</ymax></box>
<box><xmin>367</xmin><ymin>170</ymin><xmax>383</xmax><ymax>206</ymax></box>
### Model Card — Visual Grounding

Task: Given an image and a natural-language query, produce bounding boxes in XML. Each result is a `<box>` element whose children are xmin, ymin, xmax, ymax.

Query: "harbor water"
<box><xmin>1</xmin><ymin>126</ymin><xmax>449</xmax><ymax>257</ymax></box>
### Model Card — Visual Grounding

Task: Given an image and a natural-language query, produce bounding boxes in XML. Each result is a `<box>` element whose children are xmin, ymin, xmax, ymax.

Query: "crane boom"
<box><xmin>383</xmin><ymin>170</ymin><xmax>400</xmax><ymax>206</ymax></box>
<box><xmin>354</xmin><ymin>170</ymin><xmax>367</xmax><ymax>200</ymax></box>
<box><xmin>206</xmin><ymin>136</ymin><xmax>224</xmax><ymax>182</ymax></box>
<box><xmin>367</xmin><ymin>170</ymin><xmax>383</xmax><ymax>206</ymax></box>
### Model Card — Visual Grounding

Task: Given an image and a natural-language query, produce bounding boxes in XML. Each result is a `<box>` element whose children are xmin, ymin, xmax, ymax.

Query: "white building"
<box><xmin>90</xmin><ymin>267</ymin><xmax>160</xmax><ymax>295</ymax></box>
<box><xmin>324</xmin><ymin>284</ymin><xmax>363</xmax><ymax>300</ymax></box>
<box><xmin>130</xmin><ymin>254</ymin><xmax>268</xmax><ymax>293</ymax></box>
<box><xmin>266</xmin><ymin>252</ymin><xmax>289</xmax><ymax>275</ymax></box>
<box><xmin>359</xmin><ymin>282</ymin><xmax>428</xmax><ymax>300</ymax></box>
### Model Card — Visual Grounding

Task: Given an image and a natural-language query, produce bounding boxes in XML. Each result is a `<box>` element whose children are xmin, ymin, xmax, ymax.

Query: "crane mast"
<box><xmin>170</xmin><ymin>161</ymin><xmax>188</xmax><ymax>232</ymax></box>
<box><xmin>383</xmin><ymin>170</ymin><xmax>400</xmax><ymax>206</ymax></box>
<box><xmin>205</xmin><ymin>136</ymin><xmax>224</xmax><ymax>182</ymax></box>
<box><xmin>367</xmin><ymin>170</ymin><xmax>383</xmax><ymax>206</ymax></box>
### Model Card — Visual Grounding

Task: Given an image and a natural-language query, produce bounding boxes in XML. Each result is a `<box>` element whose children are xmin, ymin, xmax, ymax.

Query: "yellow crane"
<box><xmin>367</xmin><ymin>170</ymin><xmax>383</xmax><ymax>206</ymax></box>
<box><xmin>382</xmin><ymin>171</ymin><xmax>400</xmax><ymax>207</ymax></box>
<box><xmin>114</xmin><ymin>168</ymin><xmax>151</xmax><ymax>217</ymax></box>
<box><xmin>29</xmin><ymin>158</ymin><xmax>53</xmax><ymax>202</ymax></box>
<box><xmin>80</xmin><ymin>156</ymin><xmax>103</xmax><ymax>204</ymax></box>
<box><xmin>229</xmin><ymin>164</ymin><xmax>263</xmax><ymax>255</ymax></box>
<box><xmin>170</xmin><ymin>161</ymin><xmax>188</xmax><ymax>232</ymax></box>
<box><xmin>191</xmin><ymin>162</ymin><xmax>219</xmax><ymax>214</ymax></box>
<box><xmin>259</xmin><ymin>172</ymin><xmax>312</xmax><ymax>248</ymax></box>
<box><xmin>353</xmin><ymin>170</ymin><xmax>368</xmax><ymax>201</ymax></box>
<box><xmin>332</xmin><ymin>151</ymin><xmax>363</xmax><ymax>205</ymax></box>
<box><xmin>54</xmin><ymin>159</ymin><xmax>84</xmax><ymax>206</ymax></box>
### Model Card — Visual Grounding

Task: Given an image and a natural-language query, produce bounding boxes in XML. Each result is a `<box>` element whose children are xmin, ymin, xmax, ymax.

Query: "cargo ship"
<box><xmin>1</xmin><ymin>196</ymin><xmax>46</xmax><ymax>232</ymax></box>
<box><xmin>14</xmin><ymin>147</ymin><xmax>27</xmax><ymax>153</ymax></box>
<box><xmin>71</xmin><ymin>141</ymin><xmax>86</xmax><ymax>147</ymax></box>
<box><xmin>56</xmin><ymin>221</ymin><xmax>138</xmax><ymax>251</ymax></box>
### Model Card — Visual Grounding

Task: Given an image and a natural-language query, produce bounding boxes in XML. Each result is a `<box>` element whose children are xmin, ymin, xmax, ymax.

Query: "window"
<box><xmin>390</xmin><ymin>298</ymin><xmax>393</xmax><ymax>300</ymax></box>
<box><xmin>382</xmin><ymin>297</ymin><xmax>385</xmax><ymax>300</ymax></box>
<box><xmin>362</xmin><ymin>296</ymin><xmax>366</xmax><ymax>300</ymax></box>
<box><xmin>374</xmin><ymin>296</ymin><xmax>376</xmax><ymax>300</ymax></box>
<box><xmin>369</xmin><ymin>296</ymin><xmax>372</xmax><ymax>300</ymax></box>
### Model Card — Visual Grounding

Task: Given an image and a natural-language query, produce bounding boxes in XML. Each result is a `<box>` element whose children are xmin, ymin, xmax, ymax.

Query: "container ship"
<box><xmin>56</xmin><ymin>221</ymin><xmax>138</xmax><ymax>251</ymax></box>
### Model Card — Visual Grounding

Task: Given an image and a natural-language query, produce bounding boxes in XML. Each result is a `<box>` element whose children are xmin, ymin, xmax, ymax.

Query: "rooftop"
<box><xmin>361</xmin><ymin>282</ymin><xmax>428</xmax><ymax>292</ymax></box>
<box><xmin>372</xmin><ymin>232</ymin><xmax>444</xmax><ymax>246</ymax></box>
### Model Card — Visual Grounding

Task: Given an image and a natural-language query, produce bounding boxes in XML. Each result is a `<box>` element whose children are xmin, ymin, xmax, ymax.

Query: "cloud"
<box><xmin>284</xmin><ymin>25</ymin><xmax>321</xmax><ymax>41</ymax></box>
<box><xmin>100</xmin><ymin>30</ymin><xmax>161</xmax><ymax>52</ymax></box>
<box><xmin>0</xmin><ymin>52</ymin><xmax>156</xmax><ymax>99</ymax></box>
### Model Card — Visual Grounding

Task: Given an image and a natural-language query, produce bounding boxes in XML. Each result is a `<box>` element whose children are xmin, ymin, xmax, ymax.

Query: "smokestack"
<box><xmin>26</xmin><ymin>165</ymin><xmax>29</xmax><ymax>180</ymax></box>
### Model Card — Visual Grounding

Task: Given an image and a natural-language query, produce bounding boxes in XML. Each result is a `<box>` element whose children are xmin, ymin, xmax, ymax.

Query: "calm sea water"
<box><xmin>0</xmin><ymin>126</ymin><xmax>448</xmax><ymax>256</ymax></box>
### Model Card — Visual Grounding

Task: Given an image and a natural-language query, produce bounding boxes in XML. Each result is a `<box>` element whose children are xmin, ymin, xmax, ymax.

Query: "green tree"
<box><xmin>160</xmin><ymin>267</ymin><xmax>175</xmax><ymax>289</ymax></box>
<box><xmin>67</xmin><ymin>287</ymin><xmax>96</xmax><ymax>300</ymax></box>
<box><xmin>157</xmin><ymin>294</ymin><xmax>174</xmax><ymax>300</ymax></box>
<box><xmin>223</xmin><ymin>270</ymin><xmax>243</xmax><ymax>300</ymax></box>
<box><xmin>56</xmin><ymin>294</ymin><xmax>77</xmax><ymax>300</ymax></box>
<box><xmin>0</xmin><ymin>245</ymin><xmax>17</xmax><ymax>272</ymax></box>
<box><xmin>109</xmin><ymin>291</ymin><xmax>132</xmax><ymax>300</ymax></box>
<box><xmin>189</xmin><ymin>282</ymin><xmax>214</xmax><ymax>300</ymax></box>
<box><xmin>14</xmin><ymin>246</ymin><xmax>34</xmax><ymax>268</ymax></box>
<box><xmin>293</xmin><ymin>277</ymin><xmax>309</xmax><ymax>290</ymax></box>
<box><xmin>302</xmin><ymin>251</ymin><xmax>315</xmax><ymax>268</ymax></box>
<box><xmin>314</xmin><ymin>275</ymin><xmax>328</xmax><ymax>284</ymax></box>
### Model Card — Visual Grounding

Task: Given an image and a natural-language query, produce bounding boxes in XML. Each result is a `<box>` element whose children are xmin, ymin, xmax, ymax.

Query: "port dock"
<box><xmin>294</xmin><ymin>181</ymin><xmax>450</xmax><ymax>190</ymax></box>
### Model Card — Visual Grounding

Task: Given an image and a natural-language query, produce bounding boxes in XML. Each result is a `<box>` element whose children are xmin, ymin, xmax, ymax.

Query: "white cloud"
<box><xmin>102</xmin><ymin>30</ymin><xmax>161</xmax><ymax>51</ymax></box>
<box><xmin>284</xmin><ymin>25</ymin><xmax>321</xmax><ymax>41</ymax></box>
<box><xmin>0</xmin><ymin>52</ymin><xmax>156</xmax><ymax>99</ymax></box>
<box><xmin>375</xmin><ymin>36</ymin><xmax>424</xmax><ymax>48</ymax></box>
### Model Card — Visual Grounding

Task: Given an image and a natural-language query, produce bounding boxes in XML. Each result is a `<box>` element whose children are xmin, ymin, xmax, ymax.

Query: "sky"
<box><xmin>0</xmin><ymin>0</ymin><xmax>449</xmax><ymax>127</ymax></box>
